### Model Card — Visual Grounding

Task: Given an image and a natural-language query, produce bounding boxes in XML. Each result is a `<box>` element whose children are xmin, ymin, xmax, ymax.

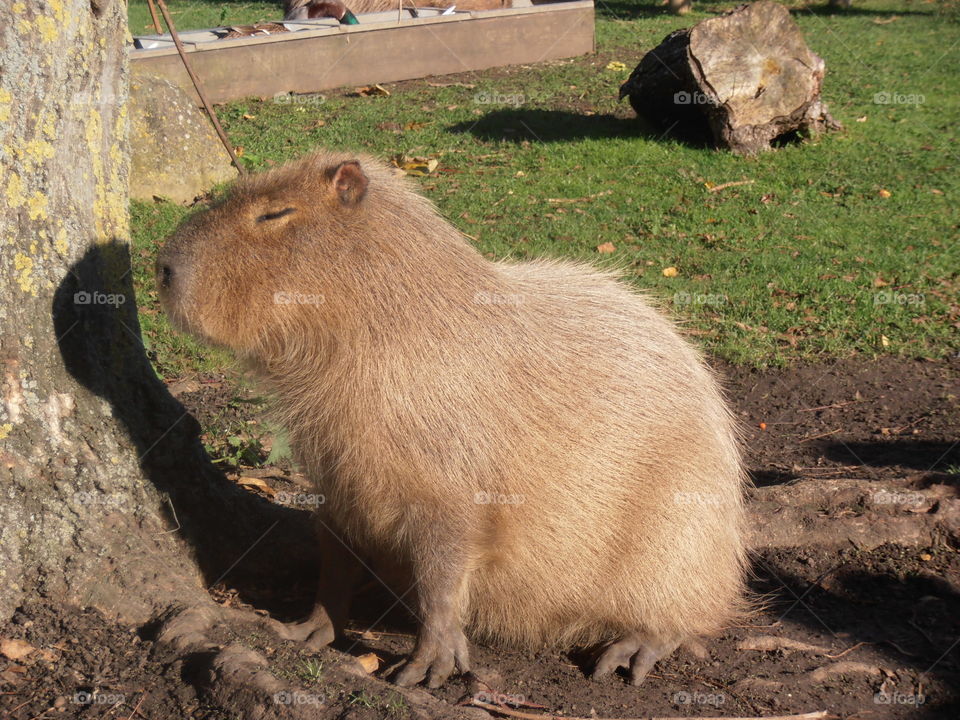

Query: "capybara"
<box><xmin>156</xmin><ymin>150</ymin><xmax>748</xmax><ymax>688</ymax></box>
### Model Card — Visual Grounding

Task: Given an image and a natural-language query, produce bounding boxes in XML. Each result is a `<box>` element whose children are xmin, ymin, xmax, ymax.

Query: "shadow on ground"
<box><xmin>449</xmin><ymin>108</ymin><xmax>712</xmax><ymax>147</ymax></box>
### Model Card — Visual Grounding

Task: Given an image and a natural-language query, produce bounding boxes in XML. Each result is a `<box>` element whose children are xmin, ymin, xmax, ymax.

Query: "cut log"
<box><xmin>619</xmin><ymin>1</ymin><xmax>840</xmax><ymax>155</ymax></box>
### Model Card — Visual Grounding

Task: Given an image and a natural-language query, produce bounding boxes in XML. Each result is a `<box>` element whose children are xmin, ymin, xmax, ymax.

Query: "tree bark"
<box><xmin>0</xmin><ymin>0</ymin><xmax>308</xmax><ymax>630</ymax></box>
<box><xmin>619</xmin><ymin>1</ymin><xmax>840</xmax><ymax>155</ymax></box>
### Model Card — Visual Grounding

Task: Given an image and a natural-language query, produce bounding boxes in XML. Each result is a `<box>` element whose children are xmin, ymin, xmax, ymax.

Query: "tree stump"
<box><xmin>619</xmin><ymin>1</ymin><xmax>840</xmax><ymax>155</ymax></box>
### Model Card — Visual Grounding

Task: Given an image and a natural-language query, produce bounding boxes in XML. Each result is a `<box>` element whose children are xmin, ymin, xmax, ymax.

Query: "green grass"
<box><xmin>130</xmin><ymin>0</ymin><xmax>960</xmax><ymax>372</ymax></box>
<box><xmin>128</xmin><ymin>0</ymin><xmax>279</xmax><ymax>34</ymax></box>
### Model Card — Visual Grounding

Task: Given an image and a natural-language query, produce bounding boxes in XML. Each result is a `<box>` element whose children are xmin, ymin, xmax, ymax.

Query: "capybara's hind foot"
<box><xmin>591</xmin><ymin>633</ymin><xmax>679</xmax><ymax>685</ymax></box>
<box><xmin>269</xmin><ymin>616</ymin><xmax>335</xmax><ymax>650</ymax></box>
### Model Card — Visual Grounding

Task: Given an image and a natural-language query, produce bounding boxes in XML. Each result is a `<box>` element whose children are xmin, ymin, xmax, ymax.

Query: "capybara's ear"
<box><xmin>329</xmin><ymin>160</ymin><xmax>369</xmax><ymax>207</ymax></box>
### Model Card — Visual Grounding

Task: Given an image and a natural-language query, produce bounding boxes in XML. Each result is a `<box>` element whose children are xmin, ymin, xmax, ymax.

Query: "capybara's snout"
<box><xmin>154</xmin><ymin>232</ymin><xmax>201</xmax><ymax>338</ymax></box>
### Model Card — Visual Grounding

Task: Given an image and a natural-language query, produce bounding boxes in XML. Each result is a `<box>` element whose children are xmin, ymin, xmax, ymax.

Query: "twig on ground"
<box><xmin>546</xmin><ymin>190</ymin><xmax>614</xmax><ymax>203</ymax></box>
<box><xmin>798</xmin><ymin>428</ymin><xmax>841</xmax><ymax>443</ymax></box>
<box><xmin>469</xmin><ymin>699</ymin><xmax>833</xmax><ymax>720</ymax></box>
<box><xmin>707</xmin><ymin>179</ymin><xmax>755</xmax><ymax>193</ymax></box>
<box><xmin>798</xmin><ymin>400</ymin><xmax>862</xmax><ymax>412</ymax></box>
<box><xmin>825</xmin><ymin>641</ymin><xmax>871</xmax><ymax>659</ymax></box>
<box><xmin>123</xmin><ymin>692</ymin><xmax>149</xmax><ymax>720</ymax></box>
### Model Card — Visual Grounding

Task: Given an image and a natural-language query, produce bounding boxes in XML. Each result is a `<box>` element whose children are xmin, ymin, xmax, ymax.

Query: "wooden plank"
<box><xmin>131</xmin><ymin>2</ymin><xmax>594</xmax><ymax>104</ymax></box>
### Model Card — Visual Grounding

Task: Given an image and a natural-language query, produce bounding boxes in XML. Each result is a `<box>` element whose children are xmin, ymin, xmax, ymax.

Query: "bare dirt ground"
<box><xmin>2</xmin><ymin>356</ymin><xmax>957</xmax><ymax>720</ymax></box>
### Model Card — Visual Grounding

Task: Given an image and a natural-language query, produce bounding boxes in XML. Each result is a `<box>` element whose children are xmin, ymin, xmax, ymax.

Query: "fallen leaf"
<box><xmin>242</xmin><ymin>113</ymin><xmax>256</xmax><ymax>120</ymax></box>
<box><xmin>605</xmin><ymin>61</ymin><xmax>627</xmax><ymax>72</ymax></box>
<box><xmin>856</xmin><ymin>116</ymin><xmax>868</xmax><ymax>122</ymax></box>
<box><xmin>759</xmin><ymin>422</ymin><xmax>767</xmax><ymax>431</ymax></box>
<box><xmin>236</xmin><ymin>476</ymin><xmax>276</xmax><ymax>497</ymax></box>
<box><xmin>878</xmin><ymin>188</ymin><xmax>892</xmax><ymax>198</ymax></box>
<box><xmin>596</xmin><ymin>242</ymin><xmax>616</xmax><ymax>254</ymax></box>
<box><xmin>662</xmin><ymin>266</ymin><xmax>679</xmax><ymax>277</ymax></box>
<box><xmin>0</xmin><ymin>638</ymin><xmax>36</xmax><ymax>661</ymax></box>
<box><xmin>392</xmin><ymin>155</ymin><xmax>439</xmax><ymax>176</ymax></box>
<box><xmin>355</xmin><ymin>652</ymin><xmax>380</xmax><ymax>673</ymax></box>
<box><xmin>880</xmin><ymin>334</ymin><xmax>890</xmax><ymax>347</ymax></box>
<box><xmin>920</xmin><ymin>553</ymin><xmax>932</xmax><ymax>561</ymax></box>
<box><xmin>166</xmin><ymin>378</ymin><xmax>201</xmax><ymax>397</ymax></box>
<box><xmin>354</xmin><ymin>84</ymin><xmax>390</xmax><ymax>97</ymax></box>
<box><xmin>738</xmin><ymin>635</ymin><xmax>830</xmax><ymax>655</ymax></box>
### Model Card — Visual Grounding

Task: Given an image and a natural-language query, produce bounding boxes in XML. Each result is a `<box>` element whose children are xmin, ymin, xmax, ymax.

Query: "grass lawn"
<box><xmin>130</xmin><ymin>0</ymin><xmax>959</xmax><ymax>375</ymax></box>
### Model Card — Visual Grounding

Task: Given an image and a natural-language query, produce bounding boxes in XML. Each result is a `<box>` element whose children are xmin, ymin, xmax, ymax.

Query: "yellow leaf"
<box><xmin>880</xmin><ymin>334</ymin><xmax>890</xmax><ymax>347</ymax></box>
<box><xmin>236</xmin><ymin>476</ymin><xmax>276</xmax><ymax>497</ymax></box>
<box><xmin>606</xmin><ymin>61</ymin><xmax>627</xmax><ymax>72</ymax></box>
<box><xmin>392</xmin><ymin>155</ymin><xmax>439</xmax><ymax>176</ymax></box>
<box><xmin>355</xmin><ymin>84</ymin><xmax>390</xmax><ymax>97</ymax></box>
<box><xmin>355</xmin><ymin>653</ymin><xmax>380</xmax><ymax>673</ymax></box>
<box><xmin>662</xmin><ymin>266</ymin><xmax>679</xmax><ymax>277</ymax></box>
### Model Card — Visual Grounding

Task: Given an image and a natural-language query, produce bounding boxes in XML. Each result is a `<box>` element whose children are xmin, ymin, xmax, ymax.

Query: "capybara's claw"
<box><xmin>592</xmin><ymin>634</ymin><xmax>679</xmax><ymax>686</ymax></box>
<box><xmin>394</xmin><ymin>626</ymin><xmax>470</xmax><ymax>688</ymax></box>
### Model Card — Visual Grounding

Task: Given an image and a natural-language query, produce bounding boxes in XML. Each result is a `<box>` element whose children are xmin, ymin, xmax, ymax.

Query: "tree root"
<box><xmin>152</xmin><ymin>603</ymin><xmax>485</xmax><ymax>719</ymax></box>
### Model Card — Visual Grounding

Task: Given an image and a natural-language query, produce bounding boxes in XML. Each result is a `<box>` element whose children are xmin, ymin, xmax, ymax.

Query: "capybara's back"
<box><xmin>157</xmin><ymin>150</ymin><xmax>748</xmax><ymax>687</ymax></box>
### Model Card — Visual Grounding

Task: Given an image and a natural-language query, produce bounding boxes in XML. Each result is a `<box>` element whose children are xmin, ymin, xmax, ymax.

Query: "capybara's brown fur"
<box><xmin>156</xmin><ymin>151</ymin><xmax>748</xmax><ymax>688</ymax></box>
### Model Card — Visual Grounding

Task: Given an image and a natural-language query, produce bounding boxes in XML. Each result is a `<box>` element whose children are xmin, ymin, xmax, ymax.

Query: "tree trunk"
<box><xmin>619</xmin><ymin>1</ymin><xmax>840</xmax><ymax>155</ymax></box>
<box><xmin>0</xmin><ymin>7</ymin><xmax>465</xmax><ymax>716</ymax></box>
<box><xmin>0</xmin><ymin>0</ymin><xmax>304</xmax><ymax>630</ymax></box>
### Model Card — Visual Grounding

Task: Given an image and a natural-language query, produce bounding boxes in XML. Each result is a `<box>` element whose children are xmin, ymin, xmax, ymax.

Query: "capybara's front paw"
<box><xmin>394</xmin><ymin>624</ymin><xmax>470</xmax><ymax>688</ymax></box>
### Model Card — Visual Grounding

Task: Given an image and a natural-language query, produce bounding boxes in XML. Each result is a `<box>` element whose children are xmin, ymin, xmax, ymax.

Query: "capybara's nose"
<box><xmin>156</xmin><ymin>259</ymin><xmax>174</xmax><ymax>291</ymax></box>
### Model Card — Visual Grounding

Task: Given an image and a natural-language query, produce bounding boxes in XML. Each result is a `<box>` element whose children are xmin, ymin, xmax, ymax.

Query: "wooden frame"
<box><xmin>131</xmin><ymin>1</ymin><xmax>595</xmax><ymax>105</ymax></box>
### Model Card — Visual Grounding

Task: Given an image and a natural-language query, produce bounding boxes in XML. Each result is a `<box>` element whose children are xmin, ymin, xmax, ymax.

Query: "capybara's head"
<box><xmin>156</xmin><ymin>152</ymin><xmax>385</xmax><ymax>356</ymax></box>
